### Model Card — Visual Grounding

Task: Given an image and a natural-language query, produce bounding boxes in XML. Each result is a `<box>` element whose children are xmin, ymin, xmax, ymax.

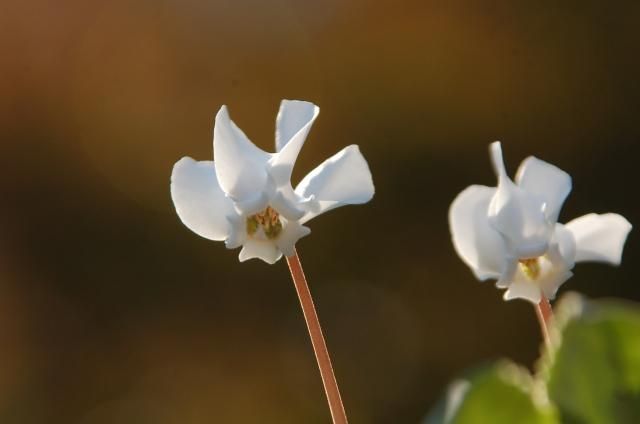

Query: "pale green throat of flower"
<box><xmin>246</xmin><ymin>206</ymin><xmax>283</xmax><ymax>240</ymax></box>
<box><xmin>519</xmin><ymin>258</ymin><xmax>541</xmax><ymax>280</ymax></box>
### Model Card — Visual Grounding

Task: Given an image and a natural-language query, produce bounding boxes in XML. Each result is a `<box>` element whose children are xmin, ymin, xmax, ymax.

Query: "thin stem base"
<box><xmin>286</xmin><ymin>248</ymin><xmax>348</xmax><ymax>424</ymax></box>
<box><xmin>535</xmin><ymin>295</ymin><xmax>553</xmax><ymax>348</ymax></box>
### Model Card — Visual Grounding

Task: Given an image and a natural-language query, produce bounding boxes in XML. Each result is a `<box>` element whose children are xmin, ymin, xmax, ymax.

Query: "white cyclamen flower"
<box><xmin>449</xmin><ymin>141</ymin><xmax>631</xmax><ymax>303</ymax></box>
<box><xmin>171</xmin><ymin>100</ymin><xmax>375</xmax><ymax>264</ymax></box>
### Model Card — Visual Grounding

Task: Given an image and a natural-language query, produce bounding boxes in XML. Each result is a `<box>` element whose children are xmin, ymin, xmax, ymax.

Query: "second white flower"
<box><xmin>449</xmin><ymin>142</ymin><xmax>631</xmax><ymax>303</ymax></box>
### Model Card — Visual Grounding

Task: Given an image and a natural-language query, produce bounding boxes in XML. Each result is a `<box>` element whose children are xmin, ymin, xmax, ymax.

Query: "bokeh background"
<box><xmin>1</xmin><ymin>1</ymin><xmax>639</xmax><ymax>422</ymax></box>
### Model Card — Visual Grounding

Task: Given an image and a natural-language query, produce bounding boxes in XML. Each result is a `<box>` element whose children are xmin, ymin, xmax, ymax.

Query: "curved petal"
<box><xmin>553</xmin><ymin>223</ymin><xmax>577</xmax><ymax>269</ymax></box>
<box><xmin>224</xmin><ymin>215</ymin><xmax>247</xmax><ymax>249</ymax></box>
<box><xmin>269</xmin><ymin>100</ymin><xmax>320</xmax><ymax>186</ymax></box>
<box><xmin>489</xmin><ymin>141</ymin><xmax>509</xmax><ymax>182</ymax></box>
<box><xmin>233</xmin><ymin>191</ymin><xmax>270</xmax><ymax>217</ymax></box>
<box><xmin>213</xmin><ymin>106</ymin><xmax>272</xmax><ymax>201</ymax></box>
<box><xmin>275</xmin><ymin>100</ymin><xmax>319</xmax><ymax>153</ymax></box>
<box><xmin>532</xmin><ymin>243</ymin><xmax>574</xmax><ymax>300</ymax></box>
<box><xmin>449</xmin><ymin>185</ymin><xmax>506</xmax><ymax>281</ymax></box>
<box><xmin>505</xmin><ymin>235</ymin><xmax>574</xmax><ymax>302</ymax></box>
<box><xmin>488</xmin><ymin>142</ymin><xmax>553</xmax><ymax>258</ymax></box>
<box><xmin>270</xmin><ymin>189</ymin><xmax>305</xmax><ymax>221</ymax></box>
<box><xmin>503</xmin><ymin>281</ymin><xmax>541</xmax><ymax>303</ymax></box>
<box><xmin>538</xmin><ymin>268</ymin><xmax>573</xmax><ymax>300</ymax></box>
<box><xmin>495</xmin><ymin>256</ymin><xmax>518</xmax><ymax>288</ymax></box>
<box><xmin>515</xmin><ymin>156</ymin><xmax>572</xmax><ymax>223</ymax></box>
<box><xmin>295</xmin><ymin>145</ymin><xmax>374</xmax><ymax>223</ymax></box>
<box><xmin>565</xmin><ymin>213</ymin><xmax>632</xmax><ymax>265</ymax></box>
<box><xmin>275</xmin><ymin>221</ymin><xmax>311</xmax><ymax>257</ymax></box>
<box><xmin>170</xmin><ymin>157</ymin><xmax>235</xmax><ymax>241</ymax></box>
<box><xmin>238</xmin><ymin>239</ymin><xmax>282</xmax><ymax>264</ymax></box>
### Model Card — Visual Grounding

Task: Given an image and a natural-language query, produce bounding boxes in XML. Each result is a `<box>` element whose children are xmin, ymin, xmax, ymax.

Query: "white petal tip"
<box><xmin>295</xmin><ymin>144</ymin><xmax>374</xmax><ymax>223</ymax></box>
<box><xmin>494</xmin><ymin>279</ymin><xmax>509</xmax><ymax>289</ymax></box>
<box><xmin>225</xmin><ymin>238</ymin><xmax>242</xmax><ymax>250</ymax></box>
<box><xmin>276</xmin><ymin>224</ymin><xmax>311</xmax><ymax>257</ymax></box>
<box><xmin>274</xmin><ymin>100</ymin><xmax>320</xmax><ymax>155</ymax></box>
<box><xmin>608</xmin><ymin>218</ymin><xmax>632</xmax><ymax>266</ymax></box>
<box><xmin>514</xmin><ymin>156</ymin><xmax>572</xmax><ymax>223</ymax></box>
<box><xmin>337</xmin><ymin>145</ymin><xmax>375</xmax><ymax>203</ymax></box>
<box><xmin>280</xmin><ymin>99</ymin><xmax>320</xmax><ymax>116</ymax></box>
<box><xmin>238</xmin><ymin>248</ymin><xmax>282</xmax><ymax>265</ymax></box>
<box><xmin>172</xmin><ymin>156</ymin><xmax>195</xmax><ymax>170</ymax></box>
<box><xmin>489</xmin><ymin>141</ymin><xmax>507</xmax><ymax>179</ymax></box>
<box><xmin>238</xmin><ymin>240</ymin><xmax>283</xmax><ymax>264</ymax></box>
<box><xmin>449</xmin><ymin>185</ymin><xmax>505</xmax><ymax>279</ymax></box>
<box><xmin>170</xmin><ymin>158</ymin><xmax>234</xmax><ymax>241</ymax></box>
<box><xmin>214</xmin><ymin>105</ymin><xmax>229</xmax><ymax>121</ymax></box>
<box><xmin>502</xmin><ymin>282</ymin><xmax>541</xmax><ymax>304</ymax></box>
<box><xmin>567</xmin><ymin>213</ymin><xmax>632</xmax><ymax>265</ymax></box>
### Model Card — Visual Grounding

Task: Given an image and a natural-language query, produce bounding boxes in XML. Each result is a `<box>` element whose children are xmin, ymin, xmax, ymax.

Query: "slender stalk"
<box><xmin>535</xmin><ymin>294</ymin><xmax>553</xmax><ymax>348</ymax></box>
<box><xmin>286</xmin><ymin>248</ymin><xmax>348</xmax><ymax>424</ymax></box>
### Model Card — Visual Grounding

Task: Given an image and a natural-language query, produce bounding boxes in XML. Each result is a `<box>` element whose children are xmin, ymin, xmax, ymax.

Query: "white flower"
<box><xmin>449</xmin><ymin>141</ymin><xmax>632</xmax><ymax>303</ymax></box>
<box><xmin>171</xmin><ymin>100</ymin><xmax>375</xmax><ymax>264</ymax></box>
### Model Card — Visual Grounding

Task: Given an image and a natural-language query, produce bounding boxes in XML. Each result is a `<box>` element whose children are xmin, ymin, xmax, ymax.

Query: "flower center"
<box><xmin>246</xmin><ymin>206</ymin><xmax>283</xmax><ymax>240</ymax></box>
<box><xmin>519</xmin><ymin>258</ymin><xmax>541</xmax><ymax>280</ymax></box>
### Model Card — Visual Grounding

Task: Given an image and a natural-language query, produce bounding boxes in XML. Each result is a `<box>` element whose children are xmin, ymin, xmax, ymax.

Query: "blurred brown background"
<box><xmin>1</xmin><ymin>0</ymin><xmax>639</xmax><ymax>422</ymax></box>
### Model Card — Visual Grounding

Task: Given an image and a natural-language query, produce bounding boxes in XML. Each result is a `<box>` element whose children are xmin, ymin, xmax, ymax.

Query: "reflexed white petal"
<box><xmin>295</xmin><ymin>145</ymin><xmax>374</xmax><ymax>223</ymax></box>
<box><xmin>270</xmin><ymin>100</ymin><xmax>319</xmax><ymax>186</ymax></box>
<box><xmin>238</xmin><ymin>239</ymin><xmax>282</xmax><ymax>264</ymax></box>
<box><xmin>488</xmin><ymin>143</ymin><xmax>553</xmax><ymax>258</ymax></box>
<box><xmin>213</xmin><ymin>106</ymin><xmax>272</xmax><ymax>201</ymax></box>
<box><xmin>508</xmin><ymin>242</ymin><xmax>573</xmax><ymax>301</ymax></box>
<box><xmin>224</xmin><ymin>216</ymin><xmax>246</xmax><ymax>249</ymax></box>
<box><xmin>275</xmin><ymin>100</ymin><xmax>319</xmax><ymax>153</ymax></box>
<box><xmin>489</xmin><ymin>187</ymin><xmax>551</xmax><ymax>258</ymax></box>
<box><xmin>295</xmin><ymin>145</ymin><xmax>373</xmax><ymax>202</ymax></box>
<box><xmin>532</xmin><ymin>242</ymin><xmax>573</xmax><ymax>300</ymax></box>
<box><xmin>515</xmin><ymin>156</ymin><xmax>572</xmax><ymax>223</ymax></box>
<box><xmin>553</xmin><ymin>223</ymin><xmax>577</xmax><ymax>269</ymax></box>
<box><xmin>449</xmin><ymin>185</ymin><xmax>506</xmax><ymax>281</ymax></box>
<box><xmin>233</xmin><ymin>191</ymin><xmax>270</xmax><ymax>217</ymax></box>
<box><xmin>232</xmin><ymin>173</ymin><xmax>278</xmax><ymax>216</ymax></box>
<box><xmin>170</xmin><ymin>157</ymin><xmax>235</xmax><ymax>241</ymax></box>
<box><xmin>538</xmin><ymin>268</ymin><xmax>573</xmax><ymax>300</ymax></box>
<box><xmin>496</xmin><ymin>257</ymin><xmax>518</xmax><ymax>288</ymax></box>
<box><xmin>503</xmin><ymin>281</ymin><xmax>541</xmax><ymax>303</ymax></box>
<box><xmin>275</xmin><ymin>221</ymin><xmax>311</xmax><ymax>257</ymax></box>
<box><xmin>565</xmin><ymin>213</ymin><xmax>632</xmax><ymax>265</ymax></box>
<box><xmin>270</xmin><ymin>190</ymin><xmax>305</xmax><ymax>221</ymax></box>
<box><xmin>489</xmin><ymin>141</ymin><xmax>509</xmax><ymax>181</ymax></box>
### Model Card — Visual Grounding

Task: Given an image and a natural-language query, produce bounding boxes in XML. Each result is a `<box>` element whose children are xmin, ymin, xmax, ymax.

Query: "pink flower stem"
<box><xmin>286</xmin><ymin>248</ymin><xmax>348</xmax><ymax>424</ymax></box>
<box><xmin>535</xmin><ymin>294</ymin><xmax>553</xmax><ymax>348</ymax></box>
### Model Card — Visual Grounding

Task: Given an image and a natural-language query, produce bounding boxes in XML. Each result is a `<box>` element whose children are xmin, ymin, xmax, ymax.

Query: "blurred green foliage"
<box><xmin>427</xmin><ymin>293</ymin><xmax>640</xmax><ymax>424</ymax></box>
<box><xmin>544</xmin><ymin>295</ymin><xmax>640</xmax><ymax>424</ymax></box>
<box><xmin>425</xmin><ymin>362</ymin><xmax>557</xmax><ymax>424</ymax></box>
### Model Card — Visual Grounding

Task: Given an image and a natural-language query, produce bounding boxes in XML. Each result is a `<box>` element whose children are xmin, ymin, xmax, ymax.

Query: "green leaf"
<box><xmin>540</xmin><ymin>293</ymin><xmax>640</xmax><ymax>424</ymax></box>
<box><xmin>425</xmin><ymin>361</ymin><xmax>558</xmax><ymax>424</ymax></box>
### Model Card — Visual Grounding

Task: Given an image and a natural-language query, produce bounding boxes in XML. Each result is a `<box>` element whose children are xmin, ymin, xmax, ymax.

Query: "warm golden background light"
<box><xmin>1</xmin><ymin>1</ymin><xmax>638</xmax><ymax>422</ymax></box>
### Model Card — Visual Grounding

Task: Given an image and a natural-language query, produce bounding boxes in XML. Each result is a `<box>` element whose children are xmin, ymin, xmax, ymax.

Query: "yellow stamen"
<box><xmin>519</xmin><ymin>258</ymin><xmax>541</xmax><ymax>280</ymax></box>
<box><xmin>246</xmin><ymin>206</ymin><xmax>283</xmax><ymax>240</ymax></box>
